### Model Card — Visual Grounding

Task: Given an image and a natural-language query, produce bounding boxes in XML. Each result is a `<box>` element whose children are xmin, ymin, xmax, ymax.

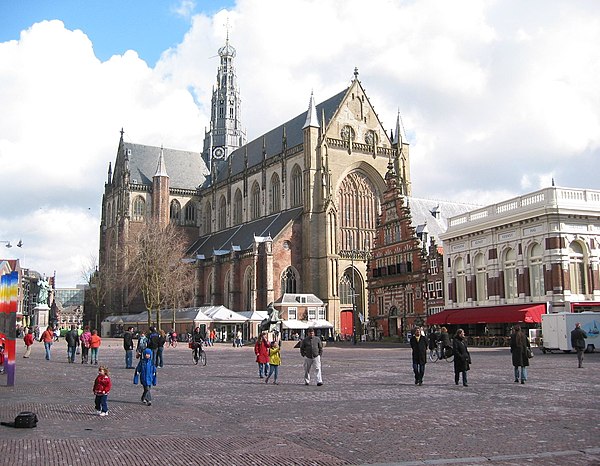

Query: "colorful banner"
<box><xmin>0</xmin><ymin>271</ymin><xmax>18</xmax><ymax>386</ymax></box>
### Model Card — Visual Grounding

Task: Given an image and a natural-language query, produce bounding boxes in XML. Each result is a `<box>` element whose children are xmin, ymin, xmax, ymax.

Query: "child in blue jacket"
<box><xmin>134</xmin><ymin>348</ymin><xmax>157</xmax><ymax>406</ymax></box>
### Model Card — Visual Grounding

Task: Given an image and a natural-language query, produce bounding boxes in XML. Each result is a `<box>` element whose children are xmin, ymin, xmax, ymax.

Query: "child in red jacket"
<box><xmin>93</xmin><ymin>365</ymin><xmax>112</xmax><ymax>416</ymax></box>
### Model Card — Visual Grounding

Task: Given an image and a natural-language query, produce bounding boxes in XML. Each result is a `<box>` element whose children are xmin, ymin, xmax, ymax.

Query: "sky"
<box><xmin>1</xmin><ymin>0</ymin><xmax>599</xmax><ymax>288</ymax></box>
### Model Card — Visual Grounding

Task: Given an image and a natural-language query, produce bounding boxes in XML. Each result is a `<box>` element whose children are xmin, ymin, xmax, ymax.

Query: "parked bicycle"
<box><xmin>429</xmin><ymin>341</ymin><xmax>454</xmax><ymax>362</ymax></box>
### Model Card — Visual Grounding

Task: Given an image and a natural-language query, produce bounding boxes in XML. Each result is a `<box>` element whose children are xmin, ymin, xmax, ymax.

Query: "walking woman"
<box><xmin>452</xmin><ymin>329</ymin><xmax>471</xmax><ymax>386</ymax></box>
<box><xmin>510</xmin><ymin>325</ymin><xmax>530</xmax><ymax>384</ymax></box>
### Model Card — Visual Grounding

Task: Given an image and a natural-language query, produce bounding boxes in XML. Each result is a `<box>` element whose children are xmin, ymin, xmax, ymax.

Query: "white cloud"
<box><xmin>1</xmin><ymin>0</ymin><xmax>599</xmax><ymax>286</ymax></box>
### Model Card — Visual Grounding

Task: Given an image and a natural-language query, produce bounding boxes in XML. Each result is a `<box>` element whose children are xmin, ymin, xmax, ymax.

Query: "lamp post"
<box><xmin>351</xmin><ymin>248</ymin><xmax>357</xmax><ymax>345</ymax></box>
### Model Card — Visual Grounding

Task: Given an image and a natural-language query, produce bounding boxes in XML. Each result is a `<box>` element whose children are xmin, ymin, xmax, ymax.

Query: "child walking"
<box><xmin>134</xmin><ymin>348</ymin><xmax>157</xmax><ymax>406</ymax></box>
<box><xmin>93</xmin><ymin>366</ymin><xmax>112</xmax><ymax>416</ymax></box>
<box><xmin>265</xmin><ymin>341</ymin><xmax>281</xmax><ymax>385</ymax></box>
<box><xmin>89</xmin><ymin>330</ymin><xmax>101</xmax><ymax>365</ymax></box>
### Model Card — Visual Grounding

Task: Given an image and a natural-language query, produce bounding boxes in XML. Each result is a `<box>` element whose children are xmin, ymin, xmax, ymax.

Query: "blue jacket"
<box><xmin>134</xmin><ymin>348</ymin><xmax>157</xmax><ymax>386</ymax></box>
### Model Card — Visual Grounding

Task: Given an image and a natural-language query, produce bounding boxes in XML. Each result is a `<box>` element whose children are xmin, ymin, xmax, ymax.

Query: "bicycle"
<box><xmin>167</xmin><ymin>333</ymin><xmax>178</xmax><ymax>348</ymax></box>
<box><xmin>190</xmin><ymin>342</ymin><xmax>207</xmax><ymax>366</ymax></box>
<box><xmin>429</xmin><ymin>342</ymin><xmax>454</xmax><ymax>362</ymax></box>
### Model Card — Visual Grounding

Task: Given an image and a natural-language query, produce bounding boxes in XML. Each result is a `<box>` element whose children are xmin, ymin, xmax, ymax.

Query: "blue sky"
<box><xmin>1</xmin><ymin>0</ymin><xmax>599</xmax><ymax>287</ymax></box>
<box><xmin>0</xmin><ymin>0</ymin><xmax>234</xmax><ymax>65</ymax></box>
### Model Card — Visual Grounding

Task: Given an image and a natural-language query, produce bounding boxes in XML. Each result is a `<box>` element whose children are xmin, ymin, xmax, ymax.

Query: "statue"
<box><xmin>259</xmin><ymin>302</ymin><xmax>281</xmax><ymax>333</ymax></box>
<box><xmin>37</xmin><ymin>278</ymin><xmax>50</xmax><ymax>306</ymax></box>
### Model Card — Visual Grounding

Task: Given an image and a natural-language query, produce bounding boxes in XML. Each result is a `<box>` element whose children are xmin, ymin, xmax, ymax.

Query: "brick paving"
<box><xmin>0</xmin><ymin>338</ymin><xmax>599</xmax><ymax>465</ymax></box>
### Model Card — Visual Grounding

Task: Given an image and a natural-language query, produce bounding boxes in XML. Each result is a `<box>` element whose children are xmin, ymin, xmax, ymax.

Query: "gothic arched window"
<box><xmin>250</xmin><ymin>181</ymin><xmax>261</xmax><ymax>220</ymax></box>
<box><xmin>203</xmin><ymin>201</ymin><xmax>212</xmax><ymax>235</ymax></box>
<box><xmin>281</xmin><ymin>267</ymin><xmax>297</xmax><ymax>294</ymax></box>
<box><xmin>270</xmin><ymin>172</ymin><xmax>281</xmax><ymax>214</ymax></box>
<box><xmin>290</xmin><ymin>165</ymin><xmax>302</xmax><ymax>208</ymax></box>
<box><xmin>132</xmin><ymin>196</ymin><xmax>145</xmax><ymax>222</ymax></box>
<box><xmin>184</xmin><ymin>201</ymin><xmax>197</xmax><ymax>225</ymax></box>
<box><xmin>337</xmin><ymin>172</ymin><xmax>378</xmax><ymax>252</ymax></box>
<box><xmin>170</xmin><ymin>199</ymin><xmax>181</xmax><ymax>224</ymax></box>
<box><xmin>218</xmin><ymin>195</ymin><xmax>227</xmax><ymax>230</ymax></box>
<box><xmin>243</xmin><ymin>267</ymin><xmax>253</xmax><ymax>310</ymax></box>
<box><xmin>233</xmin><ymin>189</ymin><xmax>243</xmax><ymax>226</ymax></box>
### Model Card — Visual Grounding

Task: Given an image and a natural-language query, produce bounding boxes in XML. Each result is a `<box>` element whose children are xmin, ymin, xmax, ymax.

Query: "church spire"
<box><xmin>202</xmin><ymin>34</ymin><xmax>246</xmax><ymax>171</ymax></box>
<box><xmin>154</xmin><ymin>146</ymin><xmax>169</xmax><ymax>178</ymax></box>
<box><xmin>303</xmin><ymin>91</ymin><xmax>320</xmax><ymax>129</ymax></box>
<box><xmin>393</xmin><ymin>110</ymin><xmax>403</xmax><ymax>146</ymax></box>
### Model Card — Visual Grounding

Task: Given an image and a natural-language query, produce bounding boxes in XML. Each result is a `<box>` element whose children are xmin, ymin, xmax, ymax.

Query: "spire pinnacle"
<box><xmin>303</xmin><ymin>91</ymin><xmax>320</xmax><ymax>129</ymax></box>
<box><xmin>393</xmin><ymin>110</ymin><xmax>403</xmax><ymax>145</ymax></box>
<box><xmin>154</xmin><ymin>146</ymin><xmax>169</xmax><ymax>178</ymax></box>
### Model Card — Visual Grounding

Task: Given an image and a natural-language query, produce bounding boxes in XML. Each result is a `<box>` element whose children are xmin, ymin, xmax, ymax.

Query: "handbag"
<box><xmin>526</xmin><ymin>347</ymin><xmax>534</xmax><ymax>359</ymax></box>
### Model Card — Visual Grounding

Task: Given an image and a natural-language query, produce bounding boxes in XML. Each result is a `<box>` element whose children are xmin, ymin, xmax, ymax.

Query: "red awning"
<box><xmin>427</xmin><ymin>304</ymin><xmax>547</xmax><ymax>325</ymax></box>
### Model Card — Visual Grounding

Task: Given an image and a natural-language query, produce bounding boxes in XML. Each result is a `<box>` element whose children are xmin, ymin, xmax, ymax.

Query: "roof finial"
<box><xmin>353</xmin><ymin>67</ymin><xmax>359</xmax><ymax>80</ymax></box>
<box><xmin>154</xmin><ymin>145</ymin><xmax>169</xmax><ymax>178</ymax></box>
<box><xmin>303</xmin><ymin>91</ymin><xmax>320</xmax><ymax>129</ymax></box>
<box><xmin>552</xmin><ymin>177</ymin><xmax>555</xmax><ymax>187</ymax></box>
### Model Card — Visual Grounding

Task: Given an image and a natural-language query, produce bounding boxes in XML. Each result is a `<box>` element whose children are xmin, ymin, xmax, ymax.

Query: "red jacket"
<box><xmin>93</xmin><ymin>374</ymin><xmax>112</xmax><ymax>395</ymax></box>
<box><xmin>254</xmin><ymin>337</ymin><xmax>270</xmax><ymax>364</ymax></box>
<box><xmin>24</xmin><ymin>333</ymin><xmax>34</xmax><ymax>346</ymax></box>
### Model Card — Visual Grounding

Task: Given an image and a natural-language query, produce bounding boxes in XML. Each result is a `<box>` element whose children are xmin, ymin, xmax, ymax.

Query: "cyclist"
<box><xmin>191</xmin><ymin>327</ymin><xmax>206</xmax><ymax>361</ymax></box>
<box><xmin>439</xmin><ymin>326</ymin><xmax>451</xmax><ymax>359</ymax></box>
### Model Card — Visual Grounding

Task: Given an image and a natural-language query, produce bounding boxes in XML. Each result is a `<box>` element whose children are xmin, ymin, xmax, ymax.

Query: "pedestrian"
<box><xmin>156</xmin><ymin>330</ymin><xmax>166</xmax><ymax>368</ymax></box>
<box><xmin>41</xmin><ymin>325</ymin><xmax>54</xmax><ymax>360</ymax></box>
<box><xmin>134</xmin><ymin>348</ymin><xmax>157</xmax><ymax>406</ymax></box>
<box><xmin>571</xmin><ymin>322</ymin><xmax>588</xmax><ymax>368</ymax></box>
<box><xmin>93</xmin><ymin>365</ymin><xmax>112</xmax><ymax>416</ymax></box>
<box><xmin>254</xmin><ymin>331</ymin><xmax>270</xmax><ymax>379</ymax></box>
<box><xmin>65</xmin><ymin>324</ymin><xmax>80</xmax><ymax>363</ymax></box>
<box><xmin>209</xmin><ymin>329</ymin><xmax>216</xmax><ymax>346</ymax></box>
<box><xmin>23</xmin><ymin>328</ymin><xmax>34</xmax><ymax>358</ymax></box>
<box><xmin>80</xmin><ymin>325</ymin><xmax>92</xmax><ymax>364</ymax></box>
<box><xmin>439</xmin><ymin>326</ymin><xmax>451</xmax><ymax>359</ymax></box>
<box><xmin>89</xmin><ymin>329</ymin><xmax>101</xmax><ymax>365</ymax></box>
<box><xmin>510</xmin><ymin>325</ymin><xmax>531</xmax><ymax>384</ymax></box>
<box><xmin>147</xmin><ymin>326</ymin><xmax>161</xmax><ymax>365</ymax></box>
<box><xmin>123</xmin><ymin>326</ymin><xmax>135</xmax><ymax>369</ymax></box>
<box><xmin>452</xmin><ymin>328</ymin><xmax>471</xmax><ymax>387</ymax></box>
<box><xmin>236</xmin><ymin>330</ymin><xmax>243</xmax><ymax>347</ymax></box>
<box><xmin>300</xmin><ymin>328</ymin><xmax>324</xmax><ymax>386</ymax></box>
<box><xmin>136</xmin><ymin>331</ymin><xmax>148</xmax><ymax>358</ymax></box>
<box><xmin>265</xmin><ymin>341</ymin><xmax>281</xmax><ymax>385</ymax></box>
<box><xmin>410</xmin><ymin>327</ymin><xmax>428</xmax><ymax>386</ymax></box>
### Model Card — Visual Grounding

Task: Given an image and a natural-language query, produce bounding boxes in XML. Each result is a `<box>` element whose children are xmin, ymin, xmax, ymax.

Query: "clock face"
<box><xmin>212</xmin><ymin>147</ymin><xmax>225</xmax><ymax>159</ymax></box>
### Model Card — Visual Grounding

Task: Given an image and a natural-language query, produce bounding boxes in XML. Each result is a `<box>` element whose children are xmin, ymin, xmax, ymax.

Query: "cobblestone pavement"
<box><xmin>0</xmin><ymin>339</ymin><xmax>599</xmax><ymax>465</ymax></box>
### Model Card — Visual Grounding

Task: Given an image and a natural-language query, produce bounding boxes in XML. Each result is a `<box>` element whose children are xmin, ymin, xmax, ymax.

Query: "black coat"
<box><xmin>440</xmin><ymin>331</ymin><xmax>451</xmax><ymax>348</ymax></box>
<box><xmin>571</xmin><ymin>328</ymin><xmax>588</xmax><ymax>350</ymax></box>
<box><xmin>510</xmin><ymin>332</ymin><xmax>530</xmax><ymax>367</ymax></box>
<box><xmin>410</xmin><ymin>335</ymin><xmax>429</xmax><ymax>365</ymax></box>
<box><xmin>123</xmin><ymin>331</ymin><xmax>134</xmax><ymax>351</ymax></box>
<box><xmin>65</xmin><ymin>330</ymin><xmax>79</xmax><ymax>347</ymax></box>
<box><xmin>453</xmin><ymin>337</ymin><xmax>470</xmax><ymax>373</ymax></box>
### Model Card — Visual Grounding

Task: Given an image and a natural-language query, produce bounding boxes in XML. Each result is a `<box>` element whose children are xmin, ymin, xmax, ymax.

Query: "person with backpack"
<box><xmin>65</xmin><ymin>325</ymin><xmax>80</xmax><ymax>363</ymax></box>
<box><xmin>123</xmin><ymin>327</ymin><xmax>135</xmax><ymax>369</ymax></box>
<box><xmin>155</xmin><ymin>330</ymin><xmax>166</xmax><ymax>368</ymax></box>
<box><xmin>136</xmin><ymin>331</ymin><xmax>148</xmax><ymax>359</ymax></box>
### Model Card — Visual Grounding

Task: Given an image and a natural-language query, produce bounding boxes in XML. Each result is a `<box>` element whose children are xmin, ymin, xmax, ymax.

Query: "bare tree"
<box><xmin>163</xmin><ymin>258</ymin><xmax>196</xmax><ymax>331</ymax></box>
<box><xmin>126</xmin><ymin>220</ymin><xmax>193</xmax><ymax>330</ymax></box>
<box><xmin>81</xmin><ymin>255</ymin><xmax>112</xmax><ymax>329</ymax></box>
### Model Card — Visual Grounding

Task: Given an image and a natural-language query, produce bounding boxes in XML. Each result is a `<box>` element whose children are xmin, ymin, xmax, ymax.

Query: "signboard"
<box><xmin>0</xmin><ymin>271</ymin><xmax>18</xmax><ymax>386</ymax></box>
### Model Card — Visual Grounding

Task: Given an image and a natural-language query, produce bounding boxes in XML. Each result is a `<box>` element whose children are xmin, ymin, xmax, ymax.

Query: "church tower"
<box><xmin>202</xmin><ymin>33</ymin><xmax>246</xmax><ymax>175</ymax></box>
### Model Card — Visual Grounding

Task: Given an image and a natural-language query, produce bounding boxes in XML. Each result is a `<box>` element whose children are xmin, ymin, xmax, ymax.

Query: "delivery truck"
<box><xmin>541</xmin><ymin>312</ymin><xmax>599</xmax><ymax>353</ymax></box>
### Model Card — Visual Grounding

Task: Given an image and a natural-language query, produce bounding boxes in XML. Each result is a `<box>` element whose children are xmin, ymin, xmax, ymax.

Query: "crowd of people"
<box><xmin>5</xmin><ymin>320</ymin><xmax>589</xmax><ymax>417</ymax></box>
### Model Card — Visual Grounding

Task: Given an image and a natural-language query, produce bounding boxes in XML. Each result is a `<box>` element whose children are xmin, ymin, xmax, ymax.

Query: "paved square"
<box><xmin>1</xmin><ymin>339</ymin><xmax>599</xmax><ymax>465</ymax></box>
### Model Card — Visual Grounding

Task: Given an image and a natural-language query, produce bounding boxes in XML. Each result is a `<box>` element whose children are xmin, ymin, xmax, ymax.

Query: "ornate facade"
<box><xmin>99</xmin><ymin>41</ymin><xmax>414</xmax><ymax>335</ymax></box>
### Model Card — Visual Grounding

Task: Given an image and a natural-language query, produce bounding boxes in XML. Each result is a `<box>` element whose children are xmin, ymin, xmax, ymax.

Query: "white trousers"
<box><xmin>304</xmin><ymin>356</ymin><xmax>322</xmax><ymax>384</ymax></box>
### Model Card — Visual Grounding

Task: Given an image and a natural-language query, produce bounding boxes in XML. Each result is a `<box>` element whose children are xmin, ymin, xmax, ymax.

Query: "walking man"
<box><xmin>410</xmin><ymin>327</ymin><xmax>428</xmax><ymax>386</ymax></box>
<box><xmin>571</xmin><ymin>322</ymin><xmax>588</xmax><ymax>368</ymax></box>
<box><xmin>300</xmin><ymin>329</ymin><xmax>323</xmax><ymax>386</ymax></box>
<box><xmin>65</xmin><ymin>325</ymin><xmax>80</xmax><ymax>363</ymax></box>
<box><xmin>123</xmin><ymin>327</ymin><xmax>135</xmax><ymax>369</ymax></box>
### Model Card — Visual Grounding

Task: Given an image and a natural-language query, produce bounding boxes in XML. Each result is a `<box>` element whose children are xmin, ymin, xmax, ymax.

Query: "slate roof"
<box><xmin>187</xmin><ymin>207</ymin><xmax>303</xmax><ymax>258</ymax></box>
<box><xmin>123</xmin><ymin>142</ymin><xmax>208</xmax><ymax>190</ymax></box>
<box><xmin>406</xmin><ymin>196</ymin><xmax>479</xmax><ymax>243</ymax></box>
<box><xmin>212</xmin><ymin>89</ymin><xmax>348</xmax><ymax>183</ymax></box>
<box><xmin>273</xmin><ymin>293</ymin><xmax>324</xmax><ymax>306</ymax></box>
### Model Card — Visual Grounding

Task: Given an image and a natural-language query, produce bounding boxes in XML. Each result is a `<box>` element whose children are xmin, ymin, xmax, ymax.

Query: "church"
<box><xmin>99</xmin><ymin>37</ymin><xmax>424</xmax><ymax>338</ymax></box>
